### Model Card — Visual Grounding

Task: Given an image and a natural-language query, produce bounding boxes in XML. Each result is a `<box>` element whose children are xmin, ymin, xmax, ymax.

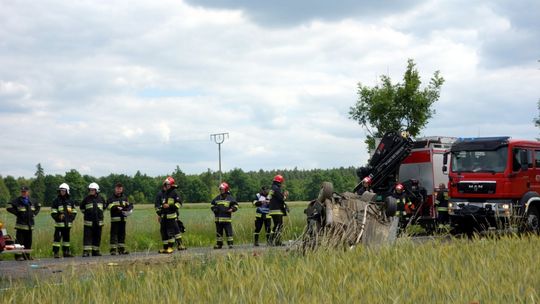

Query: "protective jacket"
<box><xmin>51</xmin><ymin>195</ymin><xmax>77</xmax><ymax>228</ymax></box>
<box><xmin>7</xmin><ymin>196</ymin><xmax>41</xmax><ymax>230</ymax></box>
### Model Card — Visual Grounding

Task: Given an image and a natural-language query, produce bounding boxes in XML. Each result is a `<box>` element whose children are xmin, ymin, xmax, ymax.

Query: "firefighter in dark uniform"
<box><xmin>211</xmin><ymin>182</ymin><xmax>238</xmax><ymax>249</ymax></box>
<box><xmin>155</xmin><ymin>177</ymin><xmax>185</xmax><ymax>253</ymax></box>
<box><xmin>392</xmin><ymin>183</ymin><xmax>411</xmax><ymax>230</ymax></box>
<box><xmin>356</xmin><ymin>176</ymin><xmax>372</xmax><ymax>195</ymax></box>
<box><xmin>268</xmin><ymin>175</ymin><xmax>289</xmax><ymax>246</ymax></box>
<box><xmin>435</xmin><ymin>183</ymin><xmax>450</xmax><ymax>227</ymax></box>
<box><xmin>6</xmin><ymin>186</ymin><xmax>40</xmax><ymax>261</ymax></box>
<box><xmin>107</xmin><ymin>182</ymin><xmax>133</xmax><ymax>255</ymax></box>
<box><xmin>80</xmin><ymin>182</ymin><xmax>106</xmax><ymax>257</ymax></box>
<box><xmin>253</xmin><ymin>186</ymin><xmax>271</xmax><ymax>246</ymax></box>
<box><xmin>51</xmin><ymin>183</ymin><xmax>77</xmax><ymax>258</ymax></box>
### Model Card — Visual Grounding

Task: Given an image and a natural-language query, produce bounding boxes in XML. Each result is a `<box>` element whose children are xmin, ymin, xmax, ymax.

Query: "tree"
<box><xmin>64</xmin><ymin>169</ymin><xmax>87</xmax><ymax>203</ymax></box>
<box><xmin>3</xmin><ymin>176</ymin><xmax>20</xmax><ymax>200</ymax></box>
<box><xmin>349</xmin><ymin>59</ymin><xmax>444</xmax><ymax>150</ymax></box>
<box><xmin>43</xmin><ymin>174</ymin><xmax>64</xmax><ymax>206</ymax></box>
<box><xmin>226</xmin><ymin>168</ymin><xmax>257</xmax><ymax>202</ymax></box>
<box><xmin>30</xmin><ymin>163</ymin><xmax>46</xmax><ymax>204</ymax></box>
<box><xmin>0</xmin><ymin>176</ymin><xmax>10</xmax><ymax>207</ymax></box>
<box><xmin>184</xmin><ymin>176</ymin><xmax>211</xmax><ymax>203</ymax></box>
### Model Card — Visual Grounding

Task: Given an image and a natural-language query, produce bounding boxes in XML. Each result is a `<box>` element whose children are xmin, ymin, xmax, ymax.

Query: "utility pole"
<box><xmin>210</xmin><ymin>132</ymin><xmax>229</xmax><ymax>183</ymax></box>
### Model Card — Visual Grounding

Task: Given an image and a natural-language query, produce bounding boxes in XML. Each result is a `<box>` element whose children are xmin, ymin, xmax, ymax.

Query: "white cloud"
<box><xmin>0</xmin><ymin>0</ymin><xmax>538</xmax><ymax>178</ymax></box>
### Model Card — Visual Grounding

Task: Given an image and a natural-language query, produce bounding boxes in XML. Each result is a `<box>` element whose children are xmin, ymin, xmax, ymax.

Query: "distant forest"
<box><xmin>0</xmin><ymin>164</ymin><xmax>359</xmax><ymax>206</ymax></box>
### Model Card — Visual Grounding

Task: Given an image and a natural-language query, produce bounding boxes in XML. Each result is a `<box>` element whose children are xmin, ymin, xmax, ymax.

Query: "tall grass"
<box><xmin>0</xmin><ymin>202</ymin><xmax>308</xmax><ymax>257</ymax></box>
<box><xmin>2</xmin><ymin>236</ymin><xmax>539</xmax><ymax>303</ymax></box>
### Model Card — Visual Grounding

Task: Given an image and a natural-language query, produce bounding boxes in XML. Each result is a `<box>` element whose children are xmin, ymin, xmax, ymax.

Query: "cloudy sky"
<box><xmin>1</xmin><ymin>0</ymin><xmax>539</xmax><ymax>177</ymax></box>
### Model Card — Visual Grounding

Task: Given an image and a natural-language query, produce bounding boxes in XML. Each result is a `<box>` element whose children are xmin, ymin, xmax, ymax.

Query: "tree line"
<box><xmin>0</xmin><ymin>164</ymin><xmax>358</xmax><ymax>207</ymax></box>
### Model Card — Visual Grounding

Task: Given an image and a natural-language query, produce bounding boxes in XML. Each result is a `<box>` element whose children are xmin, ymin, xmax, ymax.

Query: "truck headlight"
<box><xmin>501</xmin><ymin>204</ymin><xmax>510</xmax><ymax>210</ymax></box>
<box><xmin>448</xmin><ymin>202</ymin><xmax>453</xmax><ymax>209</ymax></box>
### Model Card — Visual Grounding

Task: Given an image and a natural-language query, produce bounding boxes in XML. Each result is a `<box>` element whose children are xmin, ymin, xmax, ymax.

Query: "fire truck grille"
<box><xmin>457</xmin><ymin>182</ymin><xmax>496</xmax><ymax>194</ymax></box>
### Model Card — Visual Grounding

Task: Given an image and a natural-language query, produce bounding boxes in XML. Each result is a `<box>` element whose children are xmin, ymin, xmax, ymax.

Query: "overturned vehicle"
<box><xmin>301</xmin><ymin>131</ymin><xmax>427</xmax><ymax>250</ymax></box>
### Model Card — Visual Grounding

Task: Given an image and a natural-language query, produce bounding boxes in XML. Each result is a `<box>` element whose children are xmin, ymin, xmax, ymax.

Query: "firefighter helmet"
<box><xmin>163</xmin><ymin>176</ymin><xmax>175</xmax><ymax>186</ymax></box>
<box><xmin>58</xmin><ymin>183</ymin><xmax>70</xmax><ymax>195</ymax></box>
<box><xmin>362</xmin><ymin>176</ymin><xmax>372</xmax><ymax>185</ymax></box>
<box><xmin>273</xmin><ymin>175</ymin><xmax>284</xmax><ymax>183</ymax></box>
<box><xmin>395</xmin><ymin>183</ymin><xmax>404</xmax><ymax>191</ymax></box>
<box><xmin>219</xmin><ymin>182</ymin><xmax>230</xmax><ymax>192</ymax></box>
<box><xmin>88</xmin><ymin>182</ymin><xmax>100</xmax><ymax>193</ymax></box>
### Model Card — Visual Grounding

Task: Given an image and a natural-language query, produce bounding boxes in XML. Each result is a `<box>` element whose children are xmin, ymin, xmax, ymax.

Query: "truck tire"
<box><xmin>384</xmin><ymin>196</ymin><xmax>397</xmax><ymax>218</ymax></box>
<box><xmin>526</xmin><ymin>206</ymin><xmax>540</xmax><ymax>234</ymax></box>
<box><xmin>317</xmin><ymin>182</ymin><xmax>334</xmax><ymax>203</ymax></box>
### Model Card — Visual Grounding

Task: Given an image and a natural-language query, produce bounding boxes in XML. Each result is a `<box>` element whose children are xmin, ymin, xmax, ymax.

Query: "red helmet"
<box><xmin>273</xmin><ymin>175</ymin><xmax>284</xmax><ymax>183</ymax></box>
<box><xmin>163</xmin><ymin>176</ymin><xmax>175</xmax><ymax>186</ymax></box>
<box><xmin>219</xmin><ymin>182</ymin><xmax>230</xmax><ymax>192</ymax></box>
<box><xmin>362</xmin><ymin>176</ymin><xmax>372</xmax><ymax>185</ymax></box>
<box><xmin>395</xmin><ymin>183</ymin><xmax>404</xmax><ymax>191</ymax></box>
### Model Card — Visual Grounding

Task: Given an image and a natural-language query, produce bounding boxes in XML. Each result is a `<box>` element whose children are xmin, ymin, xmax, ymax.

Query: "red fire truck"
<box><xmin>443</xmin><ymin>136</ymin><xmax>540</xmax><ymax>233</ymax></box>
<box><xmin>398</xmin><ymin>136</ymin><xmax>455</xmax><ymax>227</ymax></box>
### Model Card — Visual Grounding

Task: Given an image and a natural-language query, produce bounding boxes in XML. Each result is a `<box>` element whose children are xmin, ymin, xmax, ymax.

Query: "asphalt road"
<box><xmin>0</xmin><ymin>243</ymin><xmax>288</xmax><ymax>281</ymax></box>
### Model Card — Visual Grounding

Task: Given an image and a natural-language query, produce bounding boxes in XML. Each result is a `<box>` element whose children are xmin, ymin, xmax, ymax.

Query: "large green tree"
<box><xmin>349</xmin><ymin>59</ymin><xmax>445</xmax><ymax>150</ymax></box>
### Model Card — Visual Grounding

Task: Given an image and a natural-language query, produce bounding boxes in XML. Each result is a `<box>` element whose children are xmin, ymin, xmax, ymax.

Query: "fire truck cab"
<box><xmin>444</xmin><ymin>136</ymin><xmax>540</xmax><ymax>233</ymax></box>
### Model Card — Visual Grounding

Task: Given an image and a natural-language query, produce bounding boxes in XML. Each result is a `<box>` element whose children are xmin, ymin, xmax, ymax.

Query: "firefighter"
<box><xmin>268</xmin><ymin>175</ymin><xmax>289</xmax><ymax>246</ymax></box>
<box><xmin>51</xmin><ymin>183</ymin><xmax>77</xmax><ymax>258</ymax></box>
<box><xmin>403</xmin><ymin>192</ymin><xmax>416</xmax><ymax>228</ymax></box>
<box><xmin>107</xmin><ymin>182</ymin><xmax>133</xmax><ymax>255</ymax></box>
<box><xmin>6</xmin><ymin>186</ymin><xmax>40</xmax><ymax>261</ymax></box>
<box><xmin>392</xmin><ymin>183</ymin><xmax>411</xmax><ymax>230</ymax></box>
<box><xmin>80</xmin><ymin>182</ymin><xmax>106</xmax><ymax>257</ymax></box>
<box><xmin>435</xmin><ymin>183</ymin><xmax>450</xmax><ymax>227</ymax></box>
<box><xmin>211</xmin><ymin>182</ymin><xmax>238</xmax><ymax>249</ymax></box>
<box><xmin>155</xmin><ymin>177</ymin><xmax>185</xmax><ymax>253</ymax></box>
<box><xmin>253</xmin><ymin>186</ymin><xmax>271</xmax><ymax>246</ymax></box>
<box><xmin>356</xmin><ymin>176</ymin><xmax>372</xmax><ymax>195</ymax></box>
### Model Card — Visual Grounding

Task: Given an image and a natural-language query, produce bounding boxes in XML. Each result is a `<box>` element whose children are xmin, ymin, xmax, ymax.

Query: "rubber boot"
<box><xmin>254</xmin><ymin>234</ymin><xmax>260</xmax><ymax>247</ymax></box>
<box><xmin>53</xmin><ymin>248</ymin><xmax>61</xmax><ymax>259</ymax></box>
<box><xmin>63</xmin><ymin>247</ymin><xmax>74</xmax><ymax>258</ymax></box>
<box><xmin>82</xmin><ymin>250</ymin><xmax>90</xmax><ymax>257</ymax></box>
<box><xmin>213</xmin><ymin>241</ymin><xmax>223</xmax><ymax>250</ymax></box>
<box><xmin>166</xmin><ymin>243</ymin><xmax>174</xmax><ymax>254</ymax></box>
<box><xmin>92</xmin><ymin>250</ymin><xmax>102</xmax><ymax>257</ymax></box>
<box><xmin>268</xmin><ymin>233</ymin><xmax>274</xmax><ymax>246</ymax></box>
<box><xmin>119</xmin><ymin>247</ymin><xmax>130</xmax><ymax>255</ymax></box>
<box><xmin>110</xmin><ymin>248</ymin><xmax>117</xmax><ymax>256</ymax></box>
<box><xmin>265</xmin><ymin>234</ymin><xmax>271</xmax><ymax>246</ymax></box>
<box><xmin>227</xmin><ymin>241</ymin><xmax>234</xmax><ymax>249</ymax></box>
<box><xmin>15</xmin><ymin>254</ymin><xmax>24</xmax><ymax>261</ymax></box>
<box><xmin>159</xmin><ymin>244</ymin><xmax>168</xmax><ymax>254</ymax></box>
<box><xmin>176</xmin><ymin>239</ymin><xmax>186</xmax><ymax>251</ymax></box>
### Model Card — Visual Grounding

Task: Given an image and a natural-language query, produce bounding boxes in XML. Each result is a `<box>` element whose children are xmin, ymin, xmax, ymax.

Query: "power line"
<box><xmin>210</xmin><ymin>132</ymin><xmax>229</xmax><ymax>183</ymax></box>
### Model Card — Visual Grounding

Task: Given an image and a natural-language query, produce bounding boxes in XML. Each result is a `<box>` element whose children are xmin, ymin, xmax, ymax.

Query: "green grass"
<box><xmin>0</xmin><ymin>202</ymin><xmax>308</xmax><ymax>257</ymax></box>
<box><xmin>1</xmin><ymin>236</ymin><xmax>539</xmax><ymax>303</ymax></box>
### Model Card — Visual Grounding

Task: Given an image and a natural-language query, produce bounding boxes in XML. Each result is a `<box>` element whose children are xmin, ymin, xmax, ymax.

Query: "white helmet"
<box><xmin>58</xmin><ymin>183</ymin><xmax>70</xmax><ymax>195</ymax></box>
<box><xmin>88</xmin><ymin>182</ymin><xmax>100</xmax><ymax>193</ymax></box>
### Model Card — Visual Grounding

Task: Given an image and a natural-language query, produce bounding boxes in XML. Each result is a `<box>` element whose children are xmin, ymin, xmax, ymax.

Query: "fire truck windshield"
<box><xmin>451</xmin><ymin>147</ymin><xmax>508</xmax><ymax>173</ymax></box>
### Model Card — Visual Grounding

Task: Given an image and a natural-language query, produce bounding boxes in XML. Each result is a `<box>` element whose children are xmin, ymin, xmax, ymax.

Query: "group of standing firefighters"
<box><xmin>4</xmin><ymin>174</ymin><xmax>289</xmax><ymax>260</ymax></box>
<box><xmin>6</xmin><ymin>173</ymin><xmax>449</xmax><ymax>260</ymax></box>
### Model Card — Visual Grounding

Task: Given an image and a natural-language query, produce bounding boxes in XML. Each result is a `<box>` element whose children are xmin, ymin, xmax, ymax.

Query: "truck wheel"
<box><xmin>384</xmin><ymin>196</ymin><xmax>397</xmax><ymax>218</ymax></box>
<box><xmin>526</xmin><ymin>206</ymin><xmax>540</xmax><ymax>234</ymax></box>
<box><xmin>318</xmin><ymin>182</ymin><xmax>334</xmax><ymax>203</ymax></box>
